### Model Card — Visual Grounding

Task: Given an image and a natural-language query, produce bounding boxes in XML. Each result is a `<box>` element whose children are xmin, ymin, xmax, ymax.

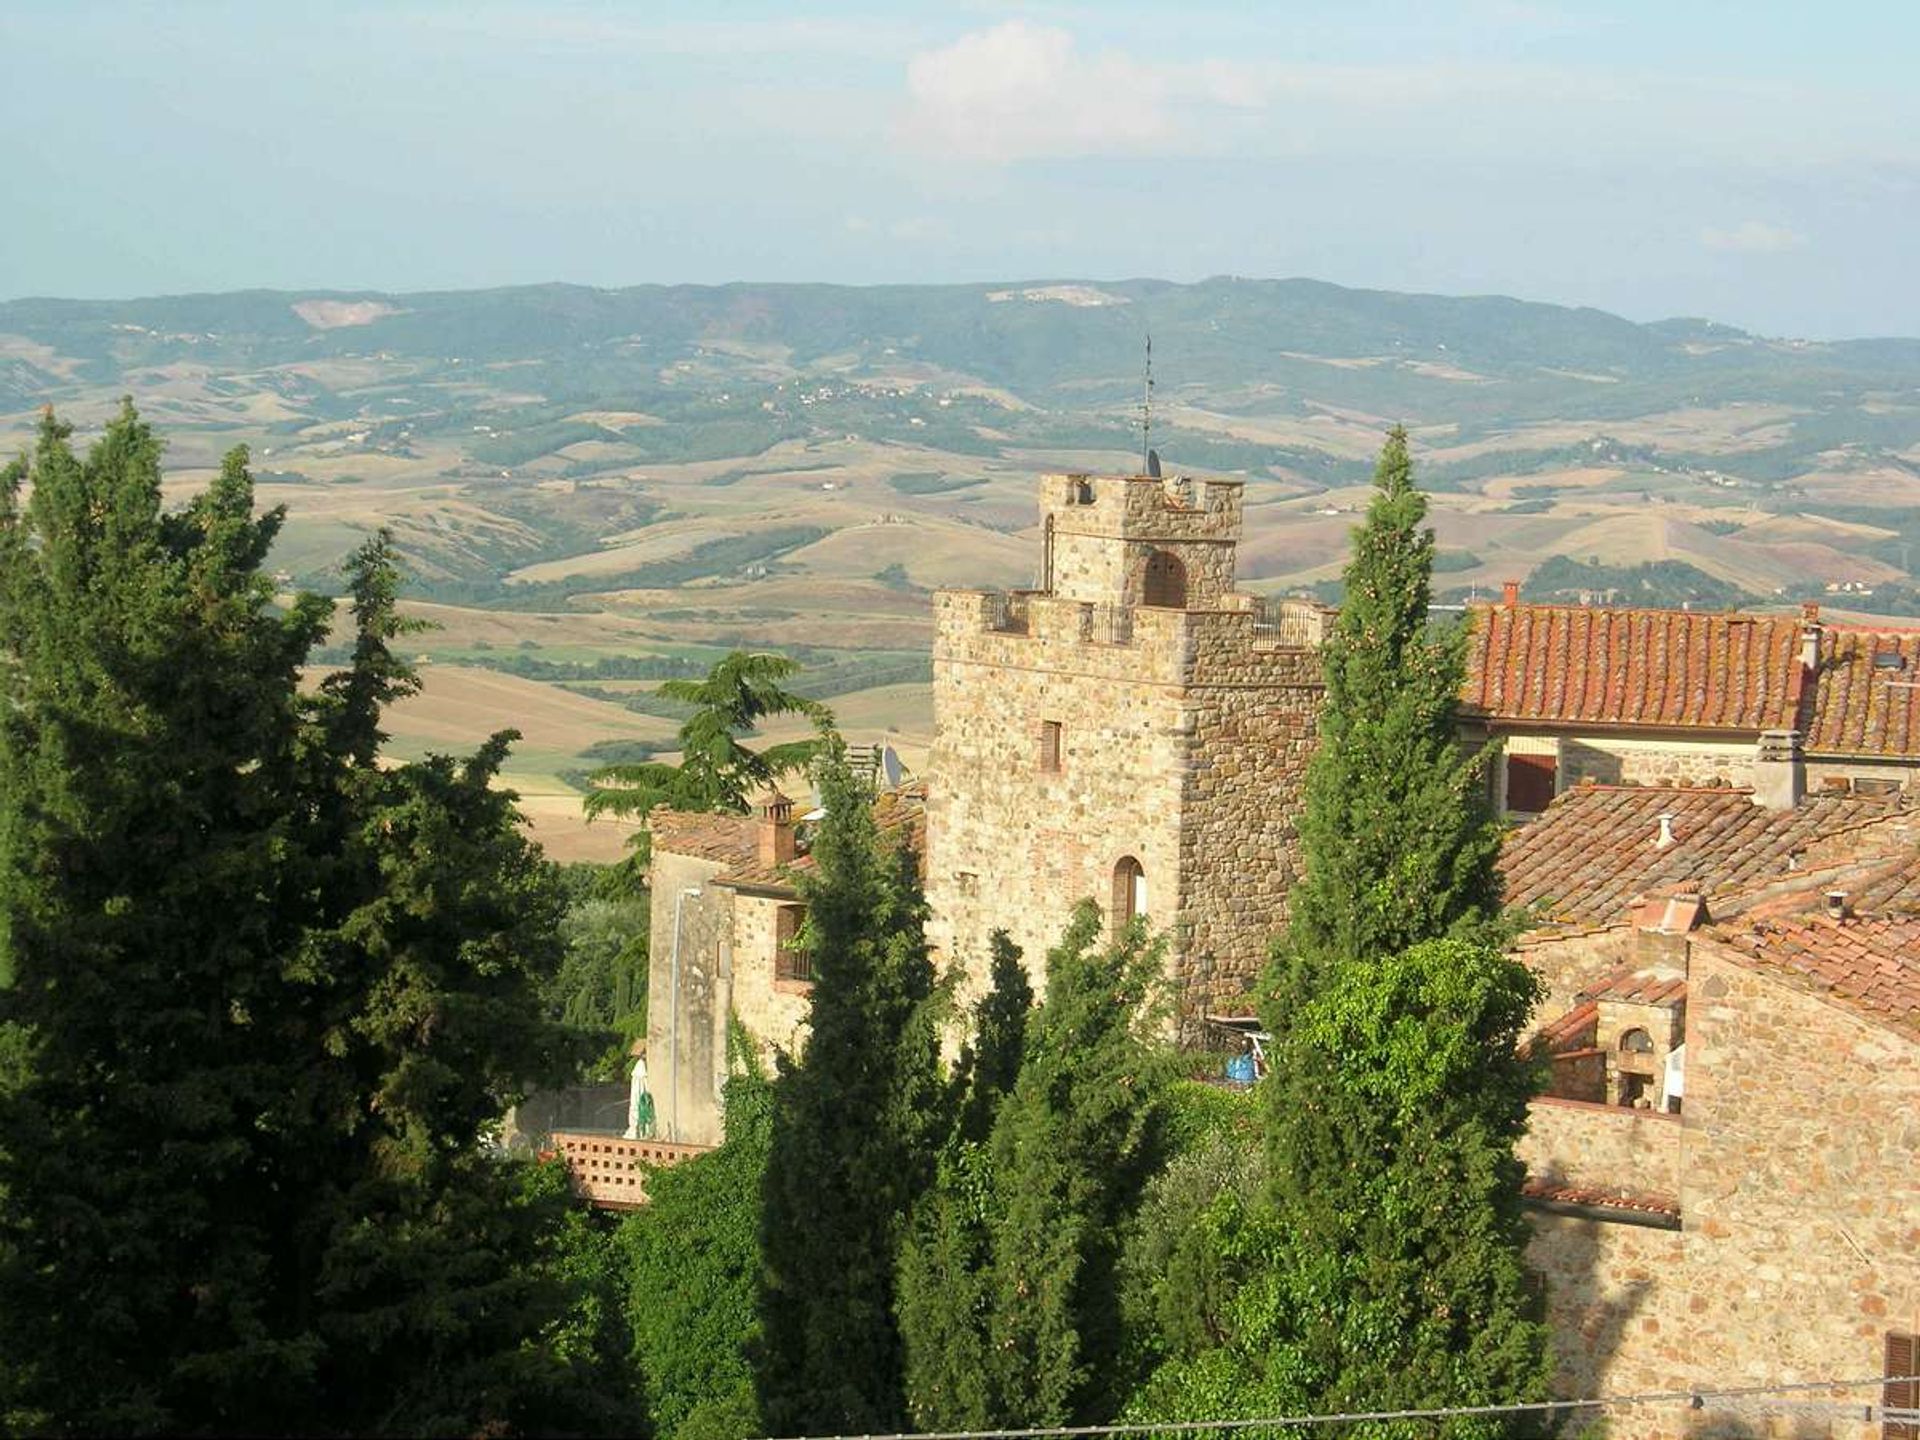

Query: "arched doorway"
<box><xmin>1142</xmin><ymin>549</ymin><xmax>1187</xmax><ymax>608</ymax></box>
<box><xmin>1112</xmin><ymin>856</ymin><xmax>1147</xmax><ymax>928</ymax></box>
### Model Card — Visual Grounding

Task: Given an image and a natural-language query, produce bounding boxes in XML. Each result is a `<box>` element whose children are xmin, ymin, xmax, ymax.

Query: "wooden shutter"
<box><xmin>1888</xmin><ymin>1331</ymin><xmax>1917</xmax><ymax>1440</ymax></box>
<box><xmin>1505</xmin><ymin>752</ymin><xmax>1558</xmax><ymax>814</ymax></box>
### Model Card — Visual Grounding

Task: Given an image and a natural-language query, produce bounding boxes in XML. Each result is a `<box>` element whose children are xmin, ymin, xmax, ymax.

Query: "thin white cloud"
<box><xmin>1700</xmin><ymin>221</ymin><xmax>1808</xmax><ymax>254</ymax></box>
<box><xmin>903</xmin><ymin>22</ymin><xmax>1181</xmax><ymax>161</ymax></box>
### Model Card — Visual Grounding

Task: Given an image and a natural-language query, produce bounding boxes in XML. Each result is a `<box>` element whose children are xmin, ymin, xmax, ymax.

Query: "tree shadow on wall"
<box><xmin>1530</xmin><ymin>1166</ymin><xmax>1652</xmax><ymax>1439</ymax></box>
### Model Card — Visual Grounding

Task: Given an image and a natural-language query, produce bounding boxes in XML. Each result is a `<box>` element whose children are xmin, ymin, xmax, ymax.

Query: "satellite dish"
<box><xmin>880</xmin><ymin>744</ymin><xmax>904</xmax><ymax>789</ymax></box>
<box><xmin>1146</xmin><ymin>447</ymin><xmax>1162</xmax><ymax>478</ymax></box>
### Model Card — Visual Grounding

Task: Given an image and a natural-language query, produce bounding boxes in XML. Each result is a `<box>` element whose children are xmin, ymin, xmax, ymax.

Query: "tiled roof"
<box><xmin>1463</xmin><ymin>603</ymin><xmax>1805</xmax><ymax>732</ymax></box>
<box><xmin>1530</xmin><ymin>999</ymin><xmax>1598</xmax><ymax>1055</ymax></box>
<box><xmin>647</xmin><ymin>807</ymin><xmax>757</xmax><ymax>865</ymax></box>
<box><xmin>706</xmin><ymin>784</ymin><xmax>929</xmax><ymax>895</ymax></box>
<box><xmin>1830</xmin><ymin>847</ymin><xmax>1920</xmax><ymax>915</ymax></box>
<box><xmin>1581</xmin><ymin>969</ymin><xmax>1686</xmax><ymax>1007</ymax></box>
<box><xmin>1520</xmin><ymin>1177</ymin><xmax>1681</xmax><ymax>1221</ymax></box>
<box><xmin>1500</xmin><ymin>784</ymin><xmax>1905</xmax><ymax>928</ymax></box>
<box><xmin>1804</xmin><ymin>625</ymin><xmax>1920</xmax><ymax>759</ymax></box>
<box><xmin>1464</xmin><ymin>599</ymin><xmax>1920</xmax><ymax>760</ymax></box>
<box><xmin>1710</xmin><ymin>912</ymin><xmax>1920</xmax><ymax>1040</ymax></box>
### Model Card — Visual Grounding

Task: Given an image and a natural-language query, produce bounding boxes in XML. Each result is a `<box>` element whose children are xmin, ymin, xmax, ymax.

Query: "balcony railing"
<box><xmin>985</xmin><ymin>590</ymin><xmax>1034</xmax><ymax>635</ymax></box>
<box><xmin>1251</xmin><ymin>597</ymin><xmax>1328</xmax><ymax>649</ymax></box>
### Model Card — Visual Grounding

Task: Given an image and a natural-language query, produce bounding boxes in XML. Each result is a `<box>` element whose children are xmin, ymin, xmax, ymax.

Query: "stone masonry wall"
<box><xmin>1521</xmin><ymin>939</ymin><xmax>1920</xmax><ymax>1439</ymax></box>
<box><xmin>1556</xmin><ymin>733</ymin><xmax>1754</xmax><ymax>790</ymax></box>
<box><xmin>926</xmin><ymin>591</ymin><xmax>1320</xmax><ymax>1008</ymax></box>
<box><xmin>1176</xmin><ymin>610</ymin><xmax>1323</xmax><ymax>1003</ymax></box>
<box><xmin>1521</xmin><ymin>1097</ymin><xmax>1682</xmax><ymax>1200</ymax></box>
<box><xmin>727</xmin><ymin>890</ymin><xmax>813</xmax><ymax>1064</ymax></box>
<box><xmin>925</xmin><ymin>591</ymin><xmax>1189</xmax><ymax>1000</ymax></box>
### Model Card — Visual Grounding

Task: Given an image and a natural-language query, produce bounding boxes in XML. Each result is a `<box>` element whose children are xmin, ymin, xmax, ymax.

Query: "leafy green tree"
<box><xmin>1283</xmin><ymin>424</ymin><xmax>1504</xmax><ymax>975</ymax></box>
<box><xmin>0</xmin><ymin>407</ymin><xmax>625</xmax><ymax>1435</ymax></box>
<box><xmin>620</xmin><ymin>1061</ymin><xmax>773</xmax><ymax>1440</ymax></box>
<box><xmin>583</xmin><ymin>651</ymin><xmax>831</xmax><ymax>837</ymax></box>
<box><xmin>1255</xmin><ymin>938</ymin><xmax>1549</xmax><ymax>1437</ymax></box>
<box><xmin>547</xmin><ymin>862</ymin><xmax>652</xmax><ymax>1075</ymax></box>
<box><xmin>756</xmin><ymin>749</ymin><xmax>944</xmax><ymax>1436</ymax></box>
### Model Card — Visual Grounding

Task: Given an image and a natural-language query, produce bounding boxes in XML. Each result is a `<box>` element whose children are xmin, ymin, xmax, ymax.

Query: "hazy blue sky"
<box><xmin>6</xmin><ymin>1</ymin><xmax>1919</xmax><ymax>337</ymax></box>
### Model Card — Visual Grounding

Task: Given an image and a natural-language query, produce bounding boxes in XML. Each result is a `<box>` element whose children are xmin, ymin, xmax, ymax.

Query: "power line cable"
<box><xmin>761</xmin><ymin>1372</ymin><xmax>1920</xmax><ymax>1440</ymax></box>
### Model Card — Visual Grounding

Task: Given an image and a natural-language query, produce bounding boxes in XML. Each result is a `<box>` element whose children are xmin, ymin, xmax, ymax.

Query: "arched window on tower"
<box><xmin>1142</xmin><ymin>549</ymin><xmax>1187</xmax><ymax>608</ymax></box>
<box><xmin>1112</xmin><ymin>856</ymin><xmax>1147</xmax><ymax>929</ymax></box>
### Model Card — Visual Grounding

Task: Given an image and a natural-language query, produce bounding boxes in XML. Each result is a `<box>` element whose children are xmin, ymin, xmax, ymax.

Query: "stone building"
<box><xmin>923</xmin><ymin>470</ymin><xmax>1326</xmax><ymax>1009</ymax></box>
<box><xmin>1465</xmin><ymin>592</ymin><xmax>1920</xmax><ymax>816</ymax></box>
<box><xmin>1500</xmin><ymin>778</ymin><xmax>1920</xmax><ymax>1436</ymax></box>
<box><xmin>1511</xmin><ymin>860</ymin><xmax>1920</xmax><ymax>1439</ymax></box>
<box><xmin>642</xmin><ymin>787</ymin><xmax>926</xmax><ymax>1146</ymax></box>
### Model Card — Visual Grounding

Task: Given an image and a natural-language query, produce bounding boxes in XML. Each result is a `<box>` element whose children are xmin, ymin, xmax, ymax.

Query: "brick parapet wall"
<box><xmin>549</xmin><ymin>1132</ymin><xmax>711</xmax><ymax>1210</ymax></box>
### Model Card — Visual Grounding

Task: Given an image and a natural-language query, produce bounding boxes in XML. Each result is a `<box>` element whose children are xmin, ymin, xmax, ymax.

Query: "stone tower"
<box><xmin>924</xmin><ymin>470</ymin><xmax>1326</xmax><ymax>1011</ymax></box>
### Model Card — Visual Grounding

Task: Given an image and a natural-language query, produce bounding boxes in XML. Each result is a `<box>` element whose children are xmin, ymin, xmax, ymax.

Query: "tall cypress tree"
<box><xmin>897</xmin><ymin>932</ymin><xmax>1032</xmax><ymax>1431</ymax></box>
<box><xmin>0</xmin><ymin>410</ymin><xmax>333</xmax><ymax>1433</ymax></box>
<box><xmin>1253</xmin><ymin>426</ymin><xmax>1546</xmax><ymax>1433</ymax></box>
<box><xmin>1282</xmin><ymin>423</ymin><xmax>1503</xmax><ymax>977</ymax></box>
<box><xmin>0</xmin><ymin>409</ymin><xmax>622</xmax><ymax>1435</ymax></box>
<box><xmin>756</xmin><ymin>749</ymin><xmax>944</xmax><ymax>1435</ymax></box>
<box><xmin>899</xmin><ymin>906</ymin><xmax>1170</xmax><ymax>1432</ymax></box>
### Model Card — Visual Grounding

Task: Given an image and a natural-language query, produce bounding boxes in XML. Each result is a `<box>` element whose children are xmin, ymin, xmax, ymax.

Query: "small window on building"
<box><xmin>1887</xmin><ymin>1332</ymin><xmax>1917</xmax><ymax>1440</ymax></box>
<box><xmin>1070</xmin><ymin>478</ymin><xmax>1094</xmax><ymax>505</ymax></box>
<box><xmin>1505</xmin><ymin>753</ymin><xmax>1558</xmax><ymax>814</ymax></box>
<box><xmin>775</xmin><ymin>904</ymin><xmax>811</xmax><ymax>984</ymax></box>
<box><xmin>1112</xmin><ymin>856</ymin><xmax>1147</xmax><ymax>928</ymax></box>
<box><xmin>1620</xmin><ymin>1028</ymin><xmax>1654</xmax><ymax>1054</ymax></box>
<box><xmin>1039</xmin><ymin>720</ymin><xmax>1063</xmax><ymax>773</ymax></box>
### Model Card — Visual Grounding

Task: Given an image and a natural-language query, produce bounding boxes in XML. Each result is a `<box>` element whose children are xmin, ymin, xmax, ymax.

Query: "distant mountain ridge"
<box><xmin>6</xmin><ymin>277</ymin><xmax>1920</xmax><ymax>430</ymax></box>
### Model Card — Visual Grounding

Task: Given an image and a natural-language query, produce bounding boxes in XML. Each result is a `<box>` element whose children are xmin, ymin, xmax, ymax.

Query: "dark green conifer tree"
<box><xmin>756</xmin><ymin>749</ymin><xmax>944</xmax><ymax>1435</ymax></box>
<box><xmin>1249</xmin><ymin>426</ymin><xmax>1547</xmax><ymax>1434</ymax></box>
<box><xmin>899</xmin><ymin>906</ymin><xmax>1169</xmax><ymax>1431</ymax></box>
<box><xmin>0</xmin><ymin>408</ymin><xmax>624</xmax><ymax>1436</ymax></box>
<box><xmin>982</xmin><ymin>904</ymin><xmax>1171</xmax><ymax>1428</ymax></box>
<box><xmin>1282</xmin><ymin>423</ymin><xmax>1503</xmax><ymax>976</ymax></box>
<box><xmin>897</xmin><ymin>931</ymin><xmax>1032</xmax><ymax>1430</ymax></box>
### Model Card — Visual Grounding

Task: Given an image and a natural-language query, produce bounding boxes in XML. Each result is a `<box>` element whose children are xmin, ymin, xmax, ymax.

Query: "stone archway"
<box><xmin>1142</xmin><ymin>549</ymin><xmax>1187</xmax><ymax>608</ymax></box>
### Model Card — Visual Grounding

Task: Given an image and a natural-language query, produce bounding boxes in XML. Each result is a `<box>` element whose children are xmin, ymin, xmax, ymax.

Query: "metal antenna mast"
<box><xmin>1140</xmin><ymin>333</ymin><xmax>1154</xmax><ymax>473</ymax></box>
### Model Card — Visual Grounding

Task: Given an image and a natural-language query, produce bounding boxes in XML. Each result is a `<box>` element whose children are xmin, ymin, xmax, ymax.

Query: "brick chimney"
<box><xmin>1752</xmin><ymin>729</ymin><xmax>1805</xmax><ymax>811</ymax></box>
<box><xmin>757</xmin><ymin>792</ymin><xmax>796</xmax><ymax>867</ymax></box>
<box><xmin>1502</xmin><ymin>579</ymin><xmax>1520</xmax><ymax>607</ymax></box>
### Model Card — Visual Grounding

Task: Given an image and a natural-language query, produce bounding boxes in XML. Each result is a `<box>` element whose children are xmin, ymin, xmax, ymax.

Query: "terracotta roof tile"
<box><xmin>1465</xmin><ymin>600</ymin><xmax>1920</xmax><ymax>761</ymax></box>
<box><xmin>1500</xmin><ymin>784</ymin><xmax>1906</xmax><ymax>928</ymax></box>
<box><xmin>1530</xmin><ymin>999</ymin><xmax>1598</xmax><ymax>1055</ymax></box>
<box><xmin>1581</xmin><ymin>970</ymin><xmax>1687</xmax><ymax>1007</ymax></box>
<box><xmin>1709</xmin><ymin>912</ymin><xmax>1920</xmax><ymax>1040</ymax></box>
<box><xmin>1805</xmin><ymin>625</ymin><xmax>1920</xmax><ymax>759</ymax></box>
<box><xmin>1520</xmin><ymin>1177</ymin><xmax>1681</xmax><ymax>1220</ymax></box>
<box><xmin>710</xmin><ymin>783</ymin><xmax>928</xmax><ymax>894</ymax></box>
<box><xmin>646</xmin><ymin>807</ymin><xmax>757</xmax><ymax>866</ymax></box>
<box><xmin>1464</xmin><ymin>603</ymin><xmax>1804</xmax><ymax>732</ymax></box>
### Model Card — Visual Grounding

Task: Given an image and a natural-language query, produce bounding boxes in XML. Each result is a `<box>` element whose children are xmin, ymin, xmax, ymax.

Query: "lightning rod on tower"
<box><xmin>1140</xmin><ymin>333</ymin><xmax>1155</xmax><ymax>474</ymax></box>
